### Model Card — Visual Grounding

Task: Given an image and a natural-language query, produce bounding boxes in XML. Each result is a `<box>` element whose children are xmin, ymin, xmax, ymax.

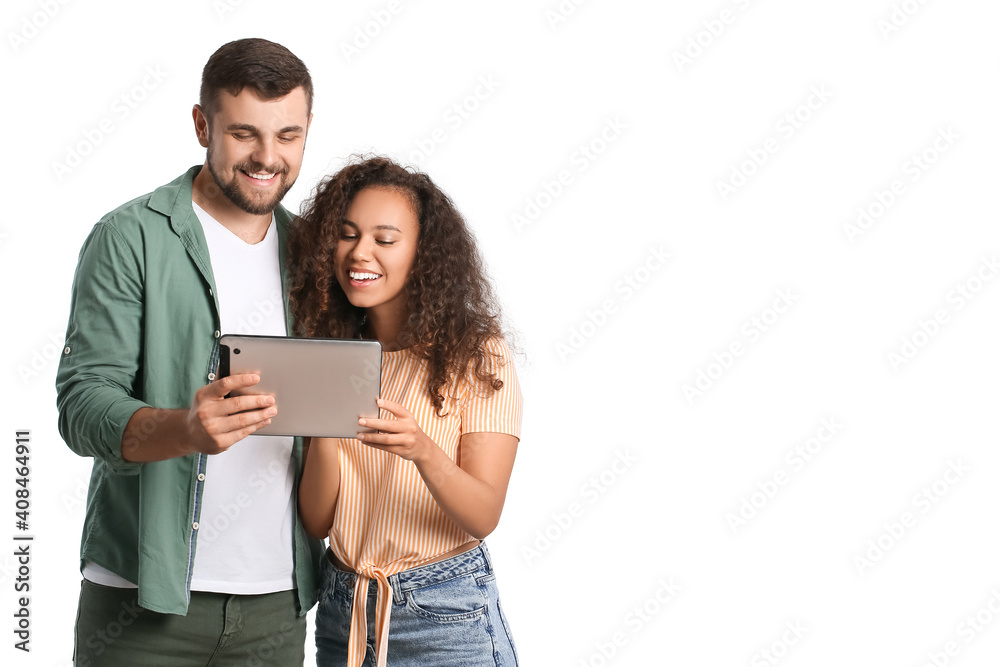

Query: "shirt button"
<box><xmin>214</xmin><ymin>330</ymin><xmax>221</xmax><ymax>338</ymax></box>
<box><xmin>197</xmin><ymin>473</ymin><xmax>206</xmax><ymax>482</ymax></box>
<box><xmin>192</xmin><ymin>522</ymin><xmax>200</xmax><ymax>530</ymax></box>
<box><xmin>207</xmin><ymin>372</ymin><xmax>216</xmax><ymax>381</ymax></box>
<box><xmin>63</xmin><ymin>346</ymin><xmax>71</xmax><ymax>354</ymax></box>
<box><xmin>208</xmin><ymin>288</ymin><xmax>213</xmax><ymax>296</ymax></box>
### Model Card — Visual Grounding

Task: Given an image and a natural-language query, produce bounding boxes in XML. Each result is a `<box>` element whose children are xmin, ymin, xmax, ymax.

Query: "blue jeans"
<box><xmin>315</xmin><ymin>543</ymin><xmax>519</xmax><ymax>666</ymax></box>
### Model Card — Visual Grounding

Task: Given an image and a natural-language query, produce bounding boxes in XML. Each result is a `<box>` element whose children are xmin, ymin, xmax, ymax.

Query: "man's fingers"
<box><xmin>193</xmin><ymin>395</ymin><xmax>273</xmax><ymax>426</ymax></box>
<box><xmin>225</xmin><ymin>393</ymin><xmax>276</xmax><ymax>414</ymax></box>
<box><xmin>201</xmin><ymin>406</ymin><xmax>275</xmax><ymax>435</ymax></box>
<box><xmin>188</xmin><ymin>376</ymin><xmax>274</xmax><ymax>455</ymax></box>
<box><xmin>203</xmin><ymin>418</ymin><xmax>273</xmax><ymax>455</ymax></box>
<box><xmin>206</xmin><ymin>373</ymin><xmax>262</xmax><ymax>397</ymax></box>
<box><xmin>228</xmin><ymin>407</ymin><xmax>276</xmax><ymax>430</ymax></box>
<box><xmin>246</xmin><ymin>407</ymin><xmax>275</xmax><ymax>426</ymax></box>
<box><xmin>233</xmin><ymin>419</ymin><xmax>273</xmax><ymax>442</ymax></box>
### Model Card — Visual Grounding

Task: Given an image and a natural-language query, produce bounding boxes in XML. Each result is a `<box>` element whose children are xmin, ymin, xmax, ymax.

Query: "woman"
<box><xmin>288</xmin><ymin>156</ymin><xmax>522</xmax><ymax>667</ymax></box>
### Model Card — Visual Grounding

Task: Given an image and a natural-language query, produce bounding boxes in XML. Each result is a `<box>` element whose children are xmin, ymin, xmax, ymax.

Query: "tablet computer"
<box><xmin>218</xmin><ymin>334</ymin><xmax>381</xmax><ymax>438</ymax></box>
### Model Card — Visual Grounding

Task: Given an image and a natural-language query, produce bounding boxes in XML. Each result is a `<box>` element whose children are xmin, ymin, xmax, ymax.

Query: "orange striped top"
<box><xmin>328</xmin><ymin>337</ymin><xmax>522</xmax><ymax>667</ymax></box>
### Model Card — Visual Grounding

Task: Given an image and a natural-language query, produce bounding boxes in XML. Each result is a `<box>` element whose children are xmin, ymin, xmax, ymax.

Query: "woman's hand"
<box><xmin>356</xmin><ymin>398</ymin><xmax>434</xmax><ymax>462</ymax></box>
<box><xmin>357</xmin><ymin>397</ymin><xmax>518</xmax><ymax>539</ymax></box>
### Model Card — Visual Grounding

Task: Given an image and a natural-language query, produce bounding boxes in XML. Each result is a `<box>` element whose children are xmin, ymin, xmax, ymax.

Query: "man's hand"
<box><xmin>121</xmin><ymin>373</ymin><xmax>277</xmax><ymax>462</ymax></box>
<box><xmin>186</xmin><ymin>374</ymin><xmax>276</xmax><ymax>454</ymax></box>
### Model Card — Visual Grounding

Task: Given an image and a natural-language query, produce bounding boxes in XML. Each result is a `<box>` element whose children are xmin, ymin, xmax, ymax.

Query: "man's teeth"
<box><xmin>247</xmin><ymin>172</ymin><xmax>275</xmax><ymax>180</ymax></box>
<box><xmin>350</xmin><ymin>271</ymin><xmax>381</xmax><ymax>281</ymax></box>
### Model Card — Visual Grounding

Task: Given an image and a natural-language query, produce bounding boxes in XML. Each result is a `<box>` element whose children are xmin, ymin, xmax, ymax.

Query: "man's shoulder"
<box><xmin>97</xmin><ymin>191</ymin><xmax>159</xmax><ymax>229</ymax></box>
<box><xmin>95</xmin><ymin>167</ymin><xmax>200</xmax><ymax>234</ymax></box>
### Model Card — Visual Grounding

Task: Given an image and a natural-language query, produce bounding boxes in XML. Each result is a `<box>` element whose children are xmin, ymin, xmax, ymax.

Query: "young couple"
<box><xmin>57</xmin><ymin>38</ymin><xmax>520</xmax><ymax>667</ymax></box>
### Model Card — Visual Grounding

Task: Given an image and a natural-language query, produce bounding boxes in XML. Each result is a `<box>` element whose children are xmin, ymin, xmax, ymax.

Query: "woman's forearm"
<box><xmin>414</xmin><ymin>433</ymin><xmax>518</xmax><ymax>540</ymax></box>
<box><xmin>298</xmin><ymin>437</ymin><xmax>341</xmax><ymax>539</ymax></box>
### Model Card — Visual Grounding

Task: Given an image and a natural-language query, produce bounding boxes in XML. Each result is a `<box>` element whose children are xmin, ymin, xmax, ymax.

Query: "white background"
<box><xmin>3</xmin><ymin>1</ymin><xmax>1000</xmax><ymax>665</ymax></box>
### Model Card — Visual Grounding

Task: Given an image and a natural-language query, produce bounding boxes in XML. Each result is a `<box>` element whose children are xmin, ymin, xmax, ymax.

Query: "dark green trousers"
<box><xmin>74</xmin><ymin>579</ymin><xmax>306</xmax><ymax>666</ymax></box>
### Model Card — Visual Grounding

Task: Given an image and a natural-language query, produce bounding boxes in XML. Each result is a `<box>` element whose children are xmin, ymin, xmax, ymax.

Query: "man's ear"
<box><xmin>192</xmin><ymin>105</ymin><xmax>210</xmax><ymax>148</ymax></box>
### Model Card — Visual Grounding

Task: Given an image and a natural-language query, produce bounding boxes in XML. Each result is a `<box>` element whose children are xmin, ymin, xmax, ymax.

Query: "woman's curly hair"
<box><xmin>287</xmin><ymin>155</ymin><xmax>509</xmax><ymax>415</ymax></box>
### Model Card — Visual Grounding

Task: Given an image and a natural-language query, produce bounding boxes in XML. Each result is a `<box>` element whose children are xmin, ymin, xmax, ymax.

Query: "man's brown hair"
<box><xmin>200</xmin><ymin>38</ymin><xmax>313</xmax><ymax>121</ymax></box>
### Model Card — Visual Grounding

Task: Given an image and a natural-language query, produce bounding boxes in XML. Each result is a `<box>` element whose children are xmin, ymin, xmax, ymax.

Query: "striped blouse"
<box><xmin>328</xmin><ymin>337</ymin><xmax>523</xmax><ymax>666</ymax></box>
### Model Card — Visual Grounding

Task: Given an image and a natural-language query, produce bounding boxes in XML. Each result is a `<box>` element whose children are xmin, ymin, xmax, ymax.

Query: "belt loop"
<box><xmin>389</xmin><ymin>572</ymin><xmax>403</xmax><ymax>604</ymax></box>
<box><xmin>479</xmin><ymin>541</ymin><xmax>494</xmax><ymax>573</ymax></box>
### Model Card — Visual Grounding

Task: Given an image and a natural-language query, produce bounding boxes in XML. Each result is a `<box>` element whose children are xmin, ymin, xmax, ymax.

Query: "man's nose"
<box><xmin>251</xmin><ymin>138</ymin><xmax>278</xmax><ymax>170</ymax></box>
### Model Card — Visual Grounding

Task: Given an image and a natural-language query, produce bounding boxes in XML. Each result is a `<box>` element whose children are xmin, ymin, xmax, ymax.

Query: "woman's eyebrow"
<box><xmin>342</xmin><ymin>220</ymin><xmax>400</xmax><ymax>232</ymax></box>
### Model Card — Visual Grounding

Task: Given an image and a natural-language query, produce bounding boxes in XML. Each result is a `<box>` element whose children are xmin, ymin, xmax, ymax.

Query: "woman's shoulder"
<box><xmin>476</xmin><ymin>335</ymin><xmax>519</xmax><ymax>371</ymax></box>
<box><xmin>481</xmin><ymin>335</ymin><xmax>512</xmax><ymax>355</ymax></box>
<box><xmin>460</xmin><ymin>335</ymin><xmax>519</xmax><ymax>389</ymax></box>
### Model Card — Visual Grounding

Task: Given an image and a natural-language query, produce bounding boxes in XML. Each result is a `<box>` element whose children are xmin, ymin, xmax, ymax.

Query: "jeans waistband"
<box><xmin>325</xmin><ymin>543</ymin><xmax>494</xmax><ymax>605</ymax></box>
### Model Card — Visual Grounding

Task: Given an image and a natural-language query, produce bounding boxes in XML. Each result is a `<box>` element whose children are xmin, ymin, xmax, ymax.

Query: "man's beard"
<box><xmin>206</xmin><ymin>148</ymin><xmax>294</xmax><ymax>215</ymax></box>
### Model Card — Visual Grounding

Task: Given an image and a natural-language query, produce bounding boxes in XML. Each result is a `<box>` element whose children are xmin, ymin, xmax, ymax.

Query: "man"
<box><xmin>56</xmin><ymin>38</ymin><xmax>323</xmax><ymax>666</ymax></box>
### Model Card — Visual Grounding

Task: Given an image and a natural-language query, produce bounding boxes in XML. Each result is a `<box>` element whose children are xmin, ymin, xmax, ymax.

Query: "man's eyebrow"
<box><xmin>224</xmin><ymin>123</ymin><xmax>306</xmax><ymax>134</ymax></box>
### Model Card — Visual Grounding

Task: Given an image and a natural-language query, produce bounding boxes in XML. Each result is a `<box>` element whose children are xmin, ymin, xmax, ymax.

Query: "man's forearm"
<box><xmin>121</xmin><ymin>377</ymin><xmax>278</xmax><ymax>462</ymax></box>
<box><xmin>121</xmin><ymin>408</ymin><xmax>195</xmax><ymax>462</ymax></box>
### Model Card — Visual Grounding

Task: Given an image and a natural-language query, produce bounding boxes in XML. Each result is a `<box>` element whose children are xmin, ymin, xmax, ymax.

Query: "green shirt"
<box><xmin>55</xmin><ymin>166</ymin><xmax>322</xmax><ymax>615</ymax></box>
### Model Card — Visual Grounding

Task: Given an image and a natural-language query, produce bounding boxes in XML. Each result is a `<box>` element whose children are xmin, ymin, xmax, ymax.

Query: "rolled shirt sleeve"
<box><xmin>56</xmin><ymin>220</ymin><xmax>148</xmax><ymax>475</ymax></box>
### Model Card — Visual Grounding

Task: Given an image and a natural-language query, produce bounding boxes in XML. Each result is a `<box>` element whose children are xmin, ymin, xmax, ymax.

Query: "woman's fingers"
<box><xmin>375</xmin><ymin>397</ymin><xmax>411</xmax><ymax>419</ymax></box>
<box><xmin>358</xmin><ymin>417</ymin><xmax>402</xmax><ymax>432</ymax></box>
<box><xmin>356</xmin><ymin>431</ymin><xmax>394</xmax><ymax>444</ymax></box>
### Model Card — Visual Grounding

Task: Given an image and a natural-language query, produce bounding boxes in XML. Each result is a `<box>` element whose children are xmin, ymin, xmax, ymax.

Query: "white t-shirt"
<box><xmin>83</xmin><ymin>202</ymin><xmax>296</xmax><ymax>594</ymax></box>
